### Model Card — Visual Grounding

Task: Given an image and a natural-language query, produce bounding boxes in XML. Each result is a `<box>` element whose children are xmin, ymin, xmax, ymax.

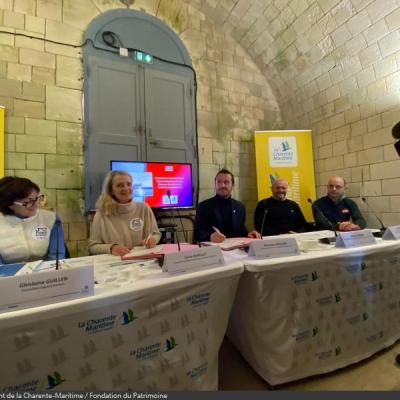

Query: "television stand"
<box><xmin>158</xmin><ymin>223</ymin><xmax>177</xmax><ymax>244</ymax></box>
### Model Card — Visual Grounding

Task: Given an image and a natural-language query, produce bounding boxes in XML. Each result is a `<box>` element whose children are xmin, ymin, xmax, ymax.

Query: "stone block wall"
<box><xmin>194</xmin><ymin>0</ymin><xmax>400</xmax><ymax>228</ymax></box>
<box><xmin>4</xmin><ymin>0</ymin><xmax>398</xmax><ymax>247</ymax></box>
<box><xmin>0</xmin><ymin>0</ymin><xmax>281</xmax><ymax>253</ymax></box>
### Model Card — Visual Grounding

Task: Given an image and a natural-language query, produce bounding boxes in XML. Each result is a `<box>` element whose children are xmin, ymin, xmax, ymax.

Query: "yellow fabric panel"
<box><xmin>254</xmin><ymin>130</ymin><xmax>316</xmax><ymax>221</ymax></box>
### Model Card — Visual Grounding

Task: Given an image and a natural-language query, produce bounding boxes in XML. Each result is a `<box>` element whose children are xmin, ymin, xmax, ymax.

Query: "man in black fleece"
<box><xmin>254</xmin><ymin>178</ymin><xmax>307</xmax><ymax>236</ymax></box>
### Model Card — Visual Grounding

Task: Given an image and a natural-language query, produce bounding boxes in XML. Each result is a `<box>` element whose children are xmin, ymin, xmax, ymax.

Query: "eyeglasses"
<box><xmin>13</xmin><ymin>194</ymin><xmax>45</xmax><ymax>209</ymax></box>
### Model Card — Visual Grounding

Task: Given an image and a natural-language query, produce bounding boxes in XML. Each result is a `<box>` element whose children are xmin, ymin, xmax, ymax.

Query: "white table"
<box><xmin>0</xmin><ymin>255</ymin><xmax>243</xmax><ymax>391</ymax></box>
<box><xmin>227</xmin><ymin>238</ymin><xmax>400</xmax><ymax>385</ymax></box>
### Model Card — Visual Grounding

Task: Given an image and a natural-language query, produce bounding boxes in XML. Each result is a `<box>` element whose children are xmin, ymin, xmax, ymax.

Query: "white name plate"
<box><xmin>382</xmin><ymin>225</ymin><xmax>400</xmax><ymax>240</ymax></box>
<box><xmin>0</xmin><ymin>265</ymin><xmax>94</xmax><ymax>313</ymax></box>
<box><xmin>335</xmin><ymin>230</ymin><xmax>376</xmax><ymax>248</ymax></box>
<box><xmin>163</xmin><ymin>246</ymin><xmax>224</xmax><ymax>274</ymax></box>
<box><xmin>248</xmin><ymin>238</ymin><xmax>300</xmax><ymax>259</ymax></box>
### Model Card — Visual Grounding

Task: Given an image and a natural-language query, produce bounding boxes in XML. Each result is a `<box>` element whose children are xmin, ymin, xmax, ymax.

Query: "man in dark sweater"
<box><xmin>254</xmin><ymin>178</ymin><xmax>307</xmax><ymax>236</ymax></box>
<box><xmin>194</xmin><ymin>169</ymin><xmax>260</xmax><ymax>243</ymax></box>
<box><xmin>313</xmin><ymin>176</ymin><xmax>366</xmax><ymax>231</ymax></box>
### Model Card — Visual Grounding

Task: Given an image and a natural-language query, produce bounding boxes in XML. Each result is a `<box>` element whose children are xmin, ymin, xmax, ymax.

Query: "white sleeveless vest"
<box><xmin>0</xmin><ymin>209</ymin><xmax>56</xmax><ymax>263</ymax></box>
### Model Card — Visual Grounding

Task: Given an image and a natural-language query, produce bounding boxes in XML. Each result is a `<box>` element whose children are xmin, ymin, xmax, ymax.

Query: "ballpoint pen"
<box><xmin>144</xmin><ymin>232</ymin><xmax>157</xmax><ymax>246</ymax></box>
<box><xmin>212</xmin><ymin>226</ymin><xmax>223</xmax><ymax>235</ymax></box>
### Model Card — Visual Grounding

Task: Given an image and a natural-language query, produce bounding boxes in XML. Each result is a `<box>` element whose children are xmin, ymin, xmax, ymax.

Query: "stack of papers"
<box><xmin>122</xmin><ymin>243</ymin><xmax>199</xmax><ymax>260</ymax></box>
<box><xmin>201</xmin><ymin>237</ymin><xmax>255</xmax><ymax>251</ymax></box>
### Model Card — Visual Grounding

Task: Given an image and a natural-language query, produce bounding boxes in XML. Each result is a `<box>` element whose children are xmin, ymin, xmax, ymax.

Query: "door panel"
<box><xmin>85</xmin><ymin>56</ymin><xmax>144</xmax><ymax>209</ymax></box>
<box><xmin>144</xmin><ymin>69</ymin><xmax>194</xmax><ymax>161</ymax></box>
<box><xmin>84</xmin><ymin>57</ymin><xmax>198</xmax><ymax>211</ymax></box>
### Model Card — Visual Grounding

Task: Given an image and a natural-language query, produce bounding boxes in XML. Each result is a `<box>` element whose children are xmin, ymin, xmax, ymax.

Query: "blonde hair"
<box><xmin>96</xmin><ymin>170</ymin><xmax>132</xmax><ymax>216</ymax></box>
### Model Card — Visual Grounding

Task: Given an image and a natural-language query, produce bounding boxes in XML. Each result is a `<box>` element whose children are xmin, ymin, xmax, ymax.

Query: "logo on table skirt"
<box><xmin>47</xmin><ymin>371</ymin><xmax>66</xmax><ymax>389</ymax></box>
<box><xmin>79</xmin><ymin>362</ymin><xmax>94</xmax><ymax>379</ymax></box>
<box><xmin>170</xmin><ymin>298</ymin><xmax>180</xmax><ymax>311</ymax></box>
<box><xmin>78</xmin><ymin>314</ymin><xmax>117</xmax><ymax>334</ymax></box>
<box><xmin>32</xmin><ymin>225</ymin><xmax>50</xmax><ymax>240</ymax></box>
<box><xmin>386</xmin><ymin>256</ymin><xmax>400</xmax><ymax>265</ymax></box>
<box><xmin>186</xmin><ymin>362</ymin><xmax>208</xmax><ymax>379</ymax></box>
<box><xmin>311</xmin><ymin>271</ymin><xmax>318</xmax><ymax>281</ymax></box>
<box><xmin>366</xmin><ymin>331</ymin><xmax>384</xmax><ymax>343</ymax></box>
<box><xmin>269</xmin><ymin>136</ymin><xmax>298</xmax><ymax>167</ymax></box>
<box><xmin>51</xmin><ymin>348</ymin><xmax>67</xmax><ymax>366</ymax></box>
<box><xmin>165</xmin><ymin>336</ymin><xmax>178</xmax><ymax>352</ymax></box>
<box><xmin>344</xmin><ymin>262</ymin><xmax>367</xmax><ymax>273</ymax></box>
<box><xmin>130</xmin><ymin>342</ymin><xmax>161</xmax><ymax>361</ymax></box>
<box><xmin>186</xmin><ymin>292</ymin><xmax>210</xmax><ymax>307</ymax></box>
<box><xmin>315</xmin><ymin>347</ymin><xmax>342</xmax><ymax>360</ymax></box>
<box><xmin>290</xmin><ymin>273</ymin><xmax>309</xmax><ymax>285</ymax></box>
<box><xmin>108</xmin><ymin>354</ymin><xmax>122</xmax><ymax>370</ymax></box>
<box><xmin>292</xmin><ymin>327</ymin><xmax>318</xmax><ymax>342</ymax></box>
<box><xmin>14</xmin><ymin>332</ymin><xmax>32</xmax><ymax>350</ymax></box>
<box><xmin>316</xmin><ymin>292</ymin><xmax>341</xmax><ymax>305</ymax></box>
<box><xmin>17</xmin><ymin>357</ymin><xmax>34</xmax><ymax>375</ymax></box>
<box><xmin>111</xmin><ymin>333</ymin><xmax>124</xmax><ymax>348</ymax></box>
<box><xmin>347</xmin><ymin>312</ymin><xmax>368</xmax><ymax>324</ymax></box>
<box><xmin>120</xmin><ymin>308</ymin><xmax>137</xmax><ymax>325</ymax></box>
<box><xmin>50</xmin><ymin>325</ymin><xmax>68</xmax><ymax>342</ymax></box>
<box><xmin>83</xmin><ymin>339</ymin><xmax>98</xmax><ymax>357</ymax></box>
<box><xmin>2</xmin><ymin>379</ymin><xmax>39</xmax><ymax>392</ymax></box>
<box><xmin>364</xmin><ymin>282</ymin><xmax>383</xmax><ymax>294</ymax></box>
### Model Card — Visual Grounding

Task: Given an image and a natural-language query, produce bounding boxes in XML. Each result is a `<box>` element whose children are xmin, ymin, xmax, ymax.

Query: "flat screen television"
<box><xmin>110</xmin><ymin>160</ymin><xmax>194</xmax><ymax>209</ymax></box>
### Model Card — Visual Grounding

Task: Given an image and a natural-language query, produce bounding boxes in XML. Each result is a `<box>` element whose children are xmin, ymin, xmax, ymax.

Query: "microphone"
<box><xmin>55</xmin><ymin>219</ymin><xmax>60</xmax><ymax>270</ymax></box>
<box><xmin>308</xmin><ymin>198</ymin><xmax>337</xmax><ymax>243</ymax></box>
<box><xmin>361</xmin><ymin>197</ymin><xmax>385</xmax><ymax>235</ymax></box>
<box><xmin>167</xmin><ymin>190</ymin><xmax>188</xmax><ymax>243</ymax></box>
<box><xmin>167</xmin><ymin>190</ymin><xmax>181</xmax><ymax>251</ymax></box>
<box><xmin>259</xmin><ymin>208</ymin><xmax>268</xmax><ymax>237</ymax></box>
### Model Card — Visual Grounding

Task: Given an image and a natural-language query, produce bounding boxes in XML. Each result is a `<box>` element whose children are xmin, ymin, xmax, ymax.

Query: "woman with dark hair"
<box><xmin>0</xmin><ymin>176</ymin><xmax>65</xmax><ymax>264</ymax></box>
<box><xmin>88</xmin><ymin>170</ymin><xmax>161</xmax><ymax>256</ymax></box>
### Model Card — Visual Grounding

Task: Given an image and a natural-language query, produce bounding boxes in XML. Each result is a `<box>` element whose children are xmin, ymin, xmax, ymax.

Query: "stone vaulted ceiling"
<box><xmin>185</xmin><ymin>0</ymin><xmax>400</xmax><ymax>129</ymax></box>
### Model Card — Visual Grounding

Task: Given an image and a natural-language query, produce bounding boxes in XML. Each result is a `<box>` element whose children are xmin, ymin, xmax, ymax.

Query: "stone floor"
<box><xmin>218</xmin><ymin>337</ymin><xmax>400</xmax><ymax>390</ymax></box>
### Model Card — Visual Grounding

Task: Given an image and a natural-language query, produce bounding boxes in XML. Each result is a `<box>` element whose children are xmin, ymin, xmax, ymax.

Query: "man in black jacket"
<box><xmin>194</xmin><ymin>169</ymin><xmax>260</xmax><ymax>243</ymax></box>
<box><xmin>254</xmin><ymin>178</ymin><xmax>307</xmax><ymax>236</ymax></box>
<box><xmin>313</xmin><ymin>176</ymin><xmax>366</xmax><ymax>231</ymax></box>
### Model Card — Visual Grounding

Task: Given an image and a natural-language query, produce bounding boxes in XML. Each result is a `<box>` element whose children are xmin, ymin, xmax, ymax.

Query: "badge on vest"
<box><xmin>32</xmin><ymin>225</ymin><xmax>50</xmax><ymax>240</ymax></box>
<box><xmin>130</xmin><ymin>218</ymin><xmax>144</xmax><ymax>231</ymax></box>
<box><xmin>341</xmin><ymin>208</ymin><xmax>350</xmax><ymax>214</ymax></box>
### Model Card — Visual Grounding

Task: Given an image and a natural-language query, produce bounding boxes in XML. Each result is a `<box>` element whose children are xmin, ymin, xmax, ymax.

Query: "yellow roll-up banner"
<box><xmin>254</xmin><ymin>130</ymin><xmax>316</xmax><ymax>221</ymax></box>
<box><xmin>0</xmin><ymin>107</ymin><xmax>4</xmax><ymax>178</ymax></box>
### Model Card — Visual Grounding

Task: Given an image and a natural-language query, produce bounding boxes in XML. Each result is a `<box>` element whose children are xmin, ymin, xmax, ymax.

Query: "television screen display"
<box><xmin>110</xmin><ymin>160</ymin><xmax>193</xmax><ymax>208</ymax></box>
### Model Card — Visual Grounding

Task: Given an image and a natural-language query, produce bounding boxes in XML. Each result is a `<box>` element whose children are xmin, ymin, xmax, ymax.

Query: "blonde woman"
<box><xmin>88</xmin><ymin>171</ymin><xmax>161</xmax><ymax>256</ymax></box>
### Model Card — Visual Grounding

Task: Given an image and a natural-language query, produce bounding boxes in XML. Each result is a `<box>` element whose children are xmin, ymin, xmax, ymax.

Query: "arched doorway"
<box><xmin>83</xmin><ymin>9</ymin><xmax>198</xmax><ymax>211</ymax></box>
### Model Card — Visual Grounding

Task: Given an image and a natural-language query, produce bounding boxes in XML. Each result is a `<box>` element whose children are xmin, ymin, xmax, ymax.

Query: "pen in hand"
<box><xmin>211</xmin><ymin>226</ymin><xmax>226</xmax><ymax>243</ymax></box>
<box><xmin>143</xmin><ymin>232</ymin><xmax>156</xmax><ymax>248</ymax></box>
<box><xmin>212</xmin><ymin>226</ymin><xmax>222</xmax><ymax>235</ymax></box>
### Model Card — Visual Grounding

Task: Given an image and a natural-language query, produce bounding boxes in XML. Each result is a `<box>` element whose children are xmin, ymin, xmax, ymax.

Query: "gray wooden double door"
<box><xmin>85</xmin><ymin>56</ymin><xmax>197</xmax><ymax>210</ymax></box>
